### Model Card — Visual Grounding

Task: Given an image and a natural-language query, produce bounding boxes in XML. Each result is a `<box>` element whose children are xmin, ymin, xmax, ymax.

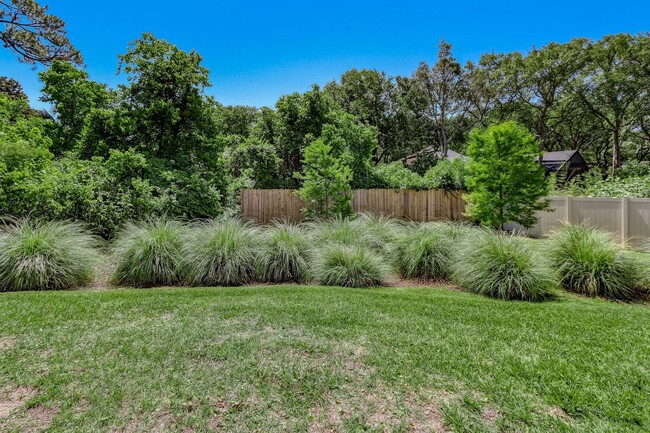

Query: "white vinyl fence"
<box><xmin>525</xmin><ymin>197</ymin><xmax>650</xmax><ymax>245</ymax></box>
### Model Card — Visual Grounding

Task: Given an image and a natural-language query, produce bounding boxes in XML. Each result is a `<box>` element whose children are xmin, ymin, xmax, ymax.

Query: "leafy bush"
<box><xmin>0</xmin><ymin>219</ymin><xmax>99</xmax><ymax>291</ymax></box>
<box><xmin>395</xmin><ymin>225</ymin><xmax>452</xmax><ymax>280</ymax></box>
<box><xmin>614</xmin><ymin>161</ymin><xmax>650</xmax><ymax>179</ymax></box>
<box><xmin>111</xmin><ymin>218</ymin><xmax>187</xmax><ymax>287</ymax></box>
<box><xmin>560</xmin><ymin>171</ymin><xmax>650</xmax><ymax>198</ymax></box>
<box><xmin>371</xmin><ymin>159</ymin><xmax>467</xmax><ymax>191</ymax></box>
<box><xmin>548</xmin><ymin>224</ymin><xmax>647</xmax><ymax>300</ymax></box>
<box><xmin>182</xmin><ymin>218</ymin><xmax>261</xmax><ymax>286</ymax></box>
<box><xmin>315</xmin><ymin>244</ymin><xmax>386</xmax><ymax>287</ymax></box>
<box><xmin>372</xmin><ymin>162</ymin><xmax>427</xmax><ymax>190</ymax></box>
<box><xmin>1</xmin><ymin>149</ymin><xmax>225</xmax><ymax>239</ymax></box>
<box><xmin>453</xmin><ymin>231</ymin><xmax>554</xmax><ymax>301</ymax></box>
<box><xmin>260</xmin><ymin>223</ymin><xmax>311</xmax><ymax>283</ymax></box>
<box><xmin>423</xmin><ymin>159</ymin><xmax>466</xmax><ymax>190</ymax></box>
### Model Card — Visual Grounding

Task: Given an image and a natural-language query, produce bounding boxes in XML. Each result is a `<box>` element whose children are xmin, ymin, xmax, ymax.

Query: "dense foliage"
<box><xmin>465</xmin><ymin>122</ymin><xmax>549</xmax><ymax>229</ymax></box>
<box><xmin>556</xmin><ymin>162</ymin><xmax>650</xmax><ymax>198</ymax></box>
<box><xmin>2</xmin><ymin>27</ymin><xmax>650</xmax><ymax>234</ymax></box>
<box><xmin>110</xmin><ymin>218</ymin><xmax>187</xmax><ymax>287</ymax></box>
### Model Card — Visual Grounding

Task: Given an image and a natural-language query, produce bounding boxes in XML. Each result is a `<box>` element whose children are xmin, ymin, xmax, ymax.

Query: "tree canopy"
<box><xmin>2</xmin><ymin>27</ymin><xmax>650</xmax><ymax>234</ymax></box>
<box><xmin>0</xmin><ymin>0</ymin><xmax>81</xmax><ymax>65</ymax></box>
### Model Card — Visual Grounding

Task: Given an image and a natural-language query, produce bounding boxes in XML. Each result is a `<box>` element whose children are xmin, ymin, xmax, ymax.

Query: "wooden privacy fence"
<box><xmin>240</xmin><ymin>189</ymin><xmax>467</xmax><ymax>224</ymax></box>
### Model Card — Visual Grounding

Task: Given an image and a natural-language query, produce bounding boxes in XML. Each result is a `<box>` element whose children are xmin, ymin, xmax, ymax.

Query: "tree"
<box><xmin>0</xmin><ymin>76</ymin><xmax>26</xmax><ymax>99</ymax></box>
<box><xmin>574</xmin><ymin>34</ymin><xmax>646</xmax><ymax>168</ymax></box>
<box><xmin>274</xmin><ymin>85</ymin><xmax>330</xmax><ymax>184</ymax></box>
<box><xmin>465</xmin><ymin>121</ymin><xmax>549</xmax><ymax>229</ymax></box>
<box><xmin>398</xmin><ymin>39</ymin><xmax>463</xmax><ymax>158</ymax></box>
<box><xmin>513</xmin><ymin>39</ymin><xmax>588</xmax><ymax>152</ymax></box>
<box><xmin>0</xmin><ymin>0</ymin><xmax>81</xmax><ymax>65</ymax></box>
<box><xmin>117</xmin><ymin>33</ymin><xmax>217</xmax><ymax>161</ymax></box>
<box><xmin>225</xmin><ymin>135</ymin><xmax>281</xmax><ymax>189</ymax></box>
<box><xmin>294</xmin><ymin>138</ymin><xmax>353</xmax><ymax>218</ymax></box>
<box><xmin>319</xmin><ymin>111</ymin><xmax>377</xmax><ymax>187</ymax></box>
<box><xmin>325</xmin><ymin>69</ymin><xmax>395</xmax><ymax>162</ymax></box>
<box><xmin>39</xmin><ymin>61</ymin><xmax>110</xmax><ymax>154</ymax></box>
<box><xmin>215</xmin><ymin>104</ymin><xmax>258</xmax><ymax>137</ymax></box>
<box><xmin>461</xmin><ymin>53</ymin><xmax>517</xmax><ymax>128</ymax></box>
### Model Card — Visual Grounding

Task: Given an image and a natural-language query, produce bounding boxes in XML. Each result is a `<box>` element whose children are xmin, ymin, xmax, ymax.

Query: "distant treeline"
<box><xmin>1</xmin><ymin>32</ymin><xmax>649</xmax><ymax>235</ymax></box>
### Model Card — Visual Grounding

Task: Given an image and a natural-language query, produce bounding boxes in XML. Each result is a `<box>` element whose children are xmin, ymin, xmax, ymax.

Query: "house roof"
<box><xmin>404</xmin><ymin>147</ymin><xmax>466</xmax><ymax>164</ymax></box>
<box><xmin>540</xmin><ymin>150</ymin><xmax>580</xmax><ymax>162</ymax></box>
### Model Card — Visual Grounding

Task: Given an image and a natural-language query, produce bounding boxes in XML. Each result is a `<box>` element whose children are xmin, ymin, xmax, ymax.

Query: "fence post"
<box><xmin>565</xmin><ymin>196</ymin><xmax>572</xmax><ymax>223</ymax></box>
<box><xmin>621</xmin><ymin>197</ymin><xmax>629</xmax><ymax>246</ymax></box>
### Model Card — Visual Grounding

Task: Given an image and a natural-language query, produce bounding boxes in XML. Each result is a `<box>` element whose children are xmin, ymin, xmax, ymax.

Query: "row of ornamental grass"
<box><xmin>0</xmin><ymin>215</ymin><xmax>648</xmax><ymax>301</ymax></box>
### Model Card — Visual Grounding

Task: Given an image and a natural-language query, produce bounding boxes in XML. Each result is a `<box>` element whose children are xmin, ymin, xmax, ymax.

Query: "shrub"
<box><xmin>182</xmin><ymin>218</ymin><xmax>260</xmax><ymax>286</ymax></box>
<box><xmin>396</xmin><ymin>225</ymin><xmax>452</xmax><ymax>280</ymax></box>
<box><xmin>548</xmin><ymin>224</ymin><xmax>647</xmax><ymax>300</ymax></box>
<box><xmin>308</xmin><ymin>217</ymin><xmax>388</xmax><ymax>256</ymax></box>
<box><xmin>111</xmin><ymin>218</ymin><xmax>186</xmax><ymax>287</ymax></box>
<box><xmin>372</xmin><ymin>162</ymin><xmax>427</xmax><ymax>190</ymax></box>
<box><xmin>260</xmin><ymin>222</ymin><xmax>311</xmax><ymax>283</ymax></box>
<box><xmin>0</xmin><ymin>219</ymin><xmax>99</xmax><ymax>291</ymax></box>
<box><xmin>423</xmin><ymin>159</ymin><xmax>467</xmax><ymax>190</ymax></box>
<box><xmin>453</xmin><ymin>231</ymin><xmax>553</xmax><ymax>301</ymax></box>
<box><xmin>315</xmin><ymin>244</ymin><xmax>386</xmax><ymax>288</ymax></box>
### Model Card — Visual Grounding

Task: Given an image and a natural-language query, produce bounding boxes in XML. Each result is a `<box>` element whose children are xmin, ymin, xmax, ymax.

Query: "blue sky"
<box><xmin>2</xmin><ymin>1</ymin><xmax>649</xmax><ymax>110</ymax></box>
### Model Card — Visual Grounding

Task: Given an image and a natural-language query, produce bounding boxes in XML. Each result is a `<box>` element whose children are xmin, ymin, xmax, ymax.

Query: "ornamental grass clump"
<box><xmin>183</xmin><ymin>218</ymin><xmax>261</xmax><ymax>286</ymax></box>
<box><xmin>308</xmin><ymin>217</ymin><xmax>366</xmax><ymax>245</ymax></box>
<box><xmin>111</xmin><ymin>218</ymin><xmax>186</xmax><ymax>287</ymax></box>
<box><xmin>315</xmin><ymin>244</ymin><xmax>387</xmax><ymax>288</ymax></box>
<box><xmin>0</xmin><ymin>219</ymin><xmax>99</xmax><ymax>291</ymax></box>
<box><xmin>548</xmin><ymin>223</ymin><xmax>647</xmax><ymax>300</ymax></box>
<box><xmin>395</xmin><ymin>225</ymin><xmax>452</xmax><ymax>281</ymax></box>
<box><xmin>351</xmin><ymin>213</ymin><xmax>406</xmax><ymax>257</ymax></box>
<box><xmin>260</xmin><ymin>222</ymin><xmax>311</xmax><ymax>283</ymax></box>
<box><xmin>308</xmin><ymin>217</ymin><xmax>387</xmax><ymax>256</ymax></box>
<box><xmin>453</xmin><ymin>230</ymin><xmax>554</xmax><ymax>301</ymax></box>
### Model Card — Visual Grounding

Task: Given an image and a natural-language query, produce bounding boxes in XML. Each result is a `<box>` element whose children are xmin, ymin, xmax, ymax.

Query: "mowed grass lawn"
<box><xmin>1</xmin><ymin>286</ymin><xmax>648</xmax><ymax>432</ymax></box>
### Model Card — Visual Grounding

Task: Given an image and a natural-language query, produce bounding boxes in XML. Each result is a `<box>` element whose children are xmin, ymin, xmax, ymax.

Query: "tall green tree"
<box><xmin>465</xmin><ymin>121</ymin><xmax>549</xmax><ymax>229</ymax></box>
<box><xmin>117</xmin><ymin>33</ymin><xmax>218</xmax><ymax>161</ymax></box>
<box><xmin>574</xmin><ymin>34</ymin><xmax>647</xmax><ymax>168</ymax></box>
<box><xmin>215</xmin><ymin>104</ymin><xmax>258</xmax><ymax>137</ymax></box>
<box><xmin>39</xmin><ymin>61</ymin><xmax>110</xmax><ymax>154</ymax></box>
<box><xmin>319</xmin><ymin>111</ymin><xmax>377</xmax><ymax>187</ymax></box>
<box><xmin>0</xmin><ymin>76</ymin><xmax>26</xmax><ymax>99</ymax></box>
<box><xmin>325</xmin><ymin>69</ymin><xmax>395</xmax><ymax>162</ymax></box>
<box><xmin>514</xmin><ymin>39</ymin><xmax>588</xmax><ymax>152</ymax></box>
<box><xmin>274</xmin><ymin>85</ymin><xmax>330</xmax><ymax>184</ymax></box>
<box><xmin>294</xmin><ymin>138</ymin><xmax>353</xmax><ymax>218</ymax></box>
<box><xmin>398</xmin><ymin>39</ymin><xmax>463</xmax><ymax>158</ymax></box>
<box><xmin>0</xmin><ymin>0</ymin><xmax>81</xmax><ymax>65</ymax></box>
<box><xmin>461</xmin><ymin>53</ymin><xmax>518</xmax><ymax>128</ymax></box>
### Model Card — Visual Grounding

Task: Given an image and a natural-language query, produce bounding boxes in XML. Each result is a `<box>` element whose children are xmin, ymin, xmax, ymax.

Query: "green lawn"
<box><xmin>0</xmin><ymin>286</ymin><xmax>648</xmax><ymax>432</ymax></box>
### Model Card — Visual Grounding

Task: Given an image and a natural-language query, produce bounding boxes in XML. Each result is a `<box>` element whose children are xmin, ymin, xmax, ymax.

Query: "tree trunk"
<box><xmin>439</xmin><ymin>128</ymin><xmax>448</xmax><ymax>158</ymax></box>
<box><xmin>612</xmin><ymin>128</ymin><xmax>622</xmax><ymax>168</ymax></box>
